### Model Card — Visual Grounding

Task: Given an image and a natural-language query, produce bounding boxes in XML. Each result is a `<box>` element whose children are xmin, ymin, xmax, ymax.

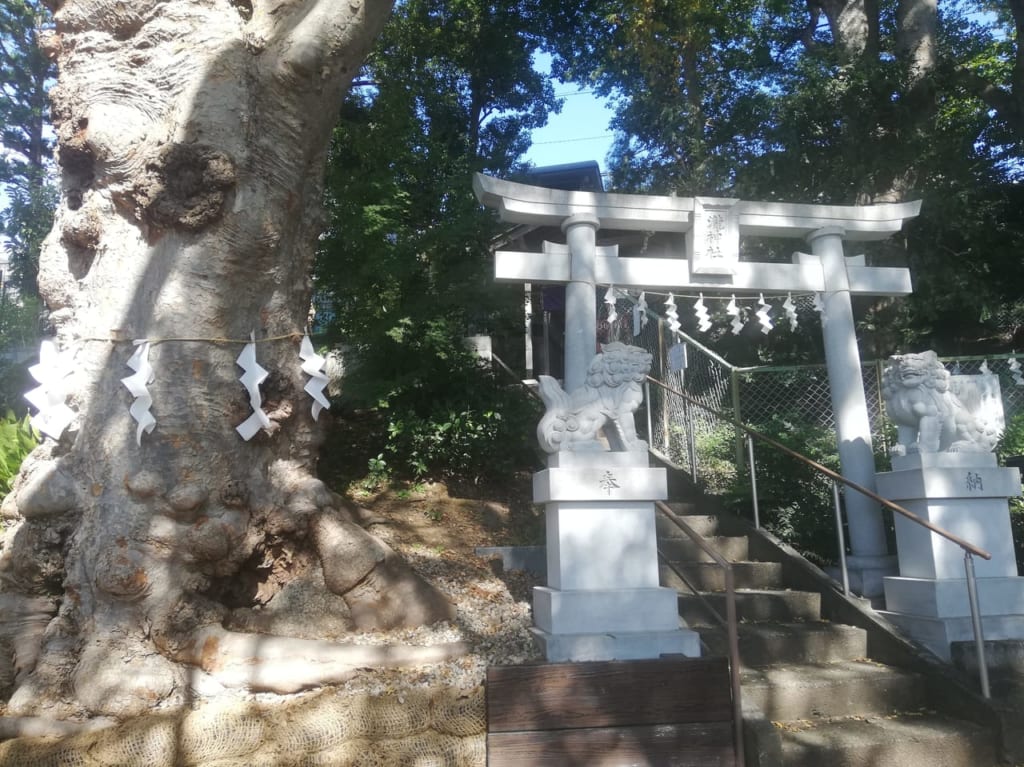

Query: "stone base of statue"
<box><xmin>876</xmin><ymin>453</ymin><xmax>1024</xmax><ymax>660</ymax></box>
<box><xmin>530</xmin><ymin>451</ymin><xmax>701</xmax><ymax>661</ymax></box>
<box><xmin>827</xmin><ymin>555</ymin><xmax>898</xmax><ymax>602</ymax></box>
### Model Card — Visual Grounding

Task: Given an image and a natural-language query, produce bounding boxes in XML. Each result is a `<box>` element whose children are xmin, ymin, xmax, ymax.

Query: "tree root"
<box><xmin>175</xmin><ymin>625</ymin><xmax>469</xmax><ymax>693</ymax></box>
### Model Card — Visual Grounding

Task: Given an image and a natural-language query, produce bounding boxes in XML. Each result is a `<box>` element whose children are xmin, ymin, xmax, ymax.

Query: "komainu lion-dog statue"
<box><xmin>882</xmin><ymin>350</ymin><xmax>1001</xmax><ymax>455</ymax></box>
<box><xmin>537</xmin><ymin>342</ymin><xmax>653</xmax><ymax>453</ymax></box>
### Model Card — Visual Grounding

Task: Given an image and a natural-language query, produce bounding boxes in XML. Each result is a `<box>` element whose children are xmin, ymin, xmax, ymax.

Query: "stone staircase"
<box><xmin>657</xmin><ymin>502</ymin><xmax>1006</xmax><ymax>767</ymax></box>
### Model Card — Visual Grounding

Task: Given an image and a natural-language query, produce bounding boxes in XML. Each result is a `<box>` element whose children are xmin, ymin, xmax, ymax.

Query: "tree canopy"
<box><xmin>534</xmin><ymin>0</ymin><xmax>1023</xmax><ymax>356</ymax></box>
<box><xmin>319</xmin><ymin>0</ymin><xmax>558</xmax><ymax>355</ymax></box>
<box><xmin>314</xmin><ymin>0</ymin><xmax>555</xmax><ymax>480</ymax></box>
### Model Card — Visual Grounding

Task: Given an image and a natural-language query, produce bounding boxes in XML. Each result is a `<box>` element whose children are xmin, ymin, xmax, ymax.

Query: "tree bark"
<box><xmin>818</xmin><ymin>0</ymin><xmax>878</xmax><ymax>61</ymax></box>
<box><xmin>0</xmin><ymin>0</ymin><xmax>458</xmax><ymax>720</ymax></box>
<box><xmin>896</xmin><ymin>0</ymin><xmax>937</xmax><ymax>86</ymax></box>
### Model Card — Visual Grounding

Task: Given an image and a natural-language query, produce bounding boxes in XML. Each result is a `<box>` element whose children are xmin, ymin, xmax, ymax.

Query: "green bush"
<box><xmin>698</xmin><ymin>416</ymin><xmax>843</xmax><ymax>566</ymax></box>
<box><xmin>0</xmin><ymin>410</ymin><xmax>37</xmax><ymax>499</ymax></box>
<box><xmin>997</xmin><ymin>411</ymin><xmax>1024</xmax><ymax>572</ymax></box>
<box><xmin>693</xmin><ymin>425</ymin><xmax>739</xmax><ymax>496</ymax></box>
<box><xmin>337</xmin><ymin>321</ymin><xmax>541</xmax><ymax>485</ymax></box>
<box><xmin>1011</xmin><ymin>497</ymin><xmax>1024</xmax><ymax>575</ymax></box>
<box><xmin>997</xmin><ymin>410</ymin><xmax>1024</xmax><ymax>463</ymax></box>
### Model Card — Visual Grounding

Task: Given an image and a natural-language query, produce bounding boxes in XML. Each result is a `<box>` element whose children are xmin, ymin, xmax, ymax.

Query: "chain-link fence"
<box><xmin>600</xmin><ymin>292</ymin><xmax>1024</xmax><ymax>478</ymax></box>
<box><xmin>737</xmin><ymin>355</ymin><xmax>1024</xmax><ymax>456</ymax></box>
<box><xmin>604</xmin><ymin>295</ymin><xmax>738</xmax><ymax>476</ymax></box>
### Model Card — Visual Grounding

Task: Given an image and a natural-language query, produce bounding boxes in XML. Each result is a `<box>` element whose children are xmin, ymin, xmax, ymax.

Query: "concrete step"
<box><xmin>678</xmin><ymin>589</ymin><xmax>821</xmax><ymax>626</ymax></box>
<box><xmin>660</xmin><ymin>501</ymin><xmax>706</xmax><ymax>517</ymax></box>
<box><xmin>952</xmin><ymin>637</ymin><xmax>1024</xmax><ymax>677</ymax></box>
<box><xmin>657</xmin><ymin>511</ymin><xmax>750</xmax><ymax>538</ymax></box>
<box><xmin>657</xmin><ymin>512</ymin><xmax>722</xmax><ymax>537</ymax></box>
<box><xmin>658</xmin><ymin>534</ymin><xmax>750</xmax><ymax>563</ymax></box>
<box><xmin>741</xmin><ymin>661</ymin><xmax>924</xmax><ymax>721</ymax></box>
<box><xmin>700</xmin><ymin>622</ymin><xmax>868</xmax><ymax>666</ymax></box>
<box><xmin>660</xmin><ymin>561</ymin><xmax>784</xmax><ymax>592</ymax></box>
<box><xmin>777</xmin><ymin>711</ymin><xmax>998</xmax><ymax>767</ymax></box>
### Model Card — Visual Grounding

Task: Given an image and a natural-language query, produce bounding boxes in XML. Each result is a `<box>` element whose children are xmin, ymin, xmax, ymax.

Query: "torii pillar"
<box><xmin>806</xmin><ymin>228</ymin><xmax>892</xmax><ymax>589</ymax></box>
<box><xmin>562</xmin><ymin>214</ymin><xmax>601</xmax><ymax>392</ymax></box>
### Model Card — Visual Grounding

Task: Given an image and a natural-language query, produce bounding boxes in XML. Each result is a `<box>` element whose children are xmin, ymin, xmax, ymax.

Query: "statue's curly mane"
<box><xmin>536</xmin><ymin>343</ymin><xmax>653</xmax><ymax>453</ymax></box>
<box><xmin>585</xmin><ymin>342</ymin><xmax>652</xmax><ymax>390</ymax></box>
<box><xmin>881</xmin><ymin>351</ymin><xmax>949</xmax><ymax>398</ymax></box>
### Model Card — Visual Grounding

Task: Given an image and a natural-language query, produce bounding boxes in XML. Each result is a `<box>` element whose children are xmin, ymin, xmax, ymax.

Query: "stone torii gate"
<box><xmin>475</xmin><ymin>173</ymin><xmax>921</xmax><ymax>594</ymax></box>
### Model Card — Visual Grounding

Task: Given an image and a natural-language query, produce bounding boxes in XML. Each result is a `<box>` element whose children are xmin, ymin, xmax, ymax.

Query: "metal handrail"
<box><xmin>647</xmin><ymin>375</ymin><xmax>991</xmax><ymax>560</ymax></box>
<box><xmin>656</xmin><ymin>503</ymin><xmax>744</xmax><ymax>767</ymax></box>
<box><xmin>490</xmin><ymin>352</ymin><xmax>543</xmax><ymax>402</ymax></box>
<box><xmin>647</xmin><ymin>374</ymin><xmax>994</xmax><ymax>698</ymax></box>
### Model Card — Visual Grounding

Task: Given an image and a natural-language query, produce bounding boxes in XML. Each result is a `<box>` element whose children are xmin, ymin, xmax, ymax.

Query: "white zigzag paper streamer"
<box><xmin>604</xmin><ymin>286</ymin><xmax>618</xmax><ymax>324</ymax></box>
<box><xmin>121</xmin><ymin>341</ymin><xmax>156</xmax><ymax>445</ymax></box>
<box><xmin>694</xmin><ymin>293</ymin><xmax>712</xmax><ymax>333</ymax></box>
<box><xmin>812</xmin><ymin>293</ymin><xmax>825</xmax><ymax>313</ymax></box>
<box><xmin>783</xmin><ymin>293</ymin><xmax>798</xmax><ymax>331</ymax></box>
<box><xmin>236</xmin><ymin>331</ymin><xmax>271</xmax><ymax>441</ymax></box>
<box><xmin>1009</xmin><ymin>358</ymin><xmax>1023</xmax><ymax>386</ymax></box>
<box><xmin>299</xmin><ymin>335</ymin><xmax>330</xmax><ymax>420</ymax></box>
<box><xmin>726</xmin><ymin>295</ymin><xmax>744</xmax><ymax>335</ymax></box>
<box><xmin>756</xmin><ymin>294</ymin><xmax>773</xmax><ymax>335</ymax></box>
<box><xmin>25</xmin><ymin>340</ymin><xmax>75</xmax><ymax>440</ymax></box>
<box><xmin>633</xmin><ymin>291</ymin><xmax>649</xmax><ymax>337</ymax></box>
<box><xmin>664</xmin><ymin>293</ymin><xmax>681</xmax><ymax>336</ymax></box>
<box><xmin>979</xmin><ymin>360</ymin><xmax>991</xmax><ymax>375</ymax></box>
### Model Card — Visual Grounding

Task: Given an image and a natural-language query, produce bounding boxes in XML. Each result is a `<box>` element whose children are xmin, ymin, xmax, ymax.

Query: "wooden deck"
<box><xmin>486</xmin><ymin>656</ymin><xmax>737</xmax><ymax>767</ymax></box>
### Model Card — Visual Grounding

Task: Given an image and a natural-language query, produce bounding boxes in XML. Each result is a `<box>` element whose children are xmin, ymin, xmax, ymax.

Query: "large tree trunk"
<box><xmin>0</xmin><ymin>0</ymin><xmax>459</xmax><ymax>721</ymax></box>
<box><xmin>818</xmin><ymin>0</ymin><xmax>878</xmax><ymax>62</ymax></box>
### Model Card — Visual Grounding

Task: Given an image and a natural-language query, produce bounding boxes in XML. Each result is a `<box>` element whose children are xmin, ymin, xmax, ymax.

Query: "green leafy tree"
<box><xmin>0</xmin><ymin>0</ymin><xmax>56</xmax><ymax>296</ymax></box>
<box><xmin>544</xmin><ymin>0</ymin><xmax>1023</xmax><ymax>356</ymax></box>
<box><xmin>317</xmin><ymin>0</ymin><xmax>557</xmax><ymax>480</ymax></box>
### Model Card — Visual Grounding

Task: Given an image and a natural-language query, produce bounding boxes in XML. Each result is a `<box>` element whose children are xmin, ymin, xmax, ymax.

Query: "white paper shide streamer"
<box><xmin>1009</xmin><ymin>358</ymin><xmax>1023</xmax><ymax>386</ymax></box>
<box><xmin>664</xmin><ymin>293</ymin><xmax>681</xmax><ymax>336</ymax></box>
<box><xmin>236</xmin><ymin>331</ymin><xmax>271</xmax><ymax>440</ymax></box>
<box><xmin>604</xmin><ymin>286</ymin><xmax>618</xmax><ymax>324</ymax></box>
<box><xmin>299</xmin><ymin>335</ymin><xmax>330</xmax><ymax>420</ymax></box>
<box><xmin>726</xmin><ymin>295</ymin><xmax>743</xmax><ymax>335</ymax></box>
<box><xmin>121</xmin><ymin>341</ymin><xmax>156</xmax><ymax>445</ymax></box>
<box><xmin>979</xmin><ymin>360</ymin><xmax>991</xmax><ymax>375</ymax></box>
<box><xmin>783</xmin><ymin>293</ymin><xmax>798</xmax><ymax>331</ymax></box>
<box><xmin>25</xmin><ymin>340</ymin><xmax>75</xmax><ymax>440</ymax></box>
<box><xmin>694</xmin><ymin>293</ymin><xmax>712</xmax><ymax>333</ymax></box>
<box><xmin>633</xmin><ymin>291</ymin><xmax>649</xmax><ymax>337</ymax></box>
<box><xmin>756</xmin><ymin>293</ymin><xmax>773</xmax><ymax>335</ymax></box>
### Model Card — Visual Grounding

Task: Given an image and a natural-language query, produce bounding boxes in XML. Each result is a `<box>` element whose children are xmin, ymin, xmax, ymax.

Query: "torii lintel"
<box><xmin>474</xmin><ymin>173</ymin><xmax>922</xmax><ymax>241</ymax></box>
<box><xmin>493</xmin><ymin>248</ymin><xmax>913</xmax><ymax>296</ymax></box>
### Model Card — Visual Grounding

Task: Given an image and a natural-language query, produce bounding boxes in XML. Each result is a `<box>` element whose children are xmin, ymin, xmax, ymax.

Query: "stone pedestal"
<box><xmin>876</xmin><ymin>453</ymin><xmax>1024</xmax><ymax>660</ymax></box>
<box><xmin>827</xmin><ymin>554</ymin><xmax>898</xmax><ymax>603</ymax></box>
<box><xmin>531</xmin><ymin>451</ymin><xmax>701</xmax><ymax>661</ymax></box>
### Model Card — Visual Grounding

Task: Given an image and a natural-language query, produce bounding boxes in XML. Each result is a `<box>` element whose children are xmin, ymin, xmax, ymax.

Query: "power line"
<box><xmin>532</xmin><ymin>134</ymin><xmax>613</xmax><ymax>146</ymax></box>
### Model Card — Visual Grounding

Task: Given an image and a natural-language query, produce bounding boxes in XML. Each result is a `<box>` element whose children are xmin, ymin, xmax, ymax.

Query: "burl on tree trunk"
<box><xmin>0</xmin><ymin>0</ymin><xmax>459</xmax><ymax>722</ymax></box>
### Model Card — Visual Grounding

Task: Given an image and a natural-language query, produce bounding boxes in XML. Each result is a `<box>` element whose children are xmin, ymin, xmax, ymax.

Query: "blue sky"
<box><xmin>523</xmin><ymin>84</ymin><xmax>616</xmax><ymax>171</ymax></box>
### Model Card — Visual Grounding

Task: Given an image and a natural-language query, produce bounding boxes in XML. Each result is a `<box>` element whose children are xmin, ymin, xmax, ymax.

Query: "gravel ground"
<box><xmin>319</xmin><ymin>480</ymin><xmax>544</xmax><ymax>699</ymax></box>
